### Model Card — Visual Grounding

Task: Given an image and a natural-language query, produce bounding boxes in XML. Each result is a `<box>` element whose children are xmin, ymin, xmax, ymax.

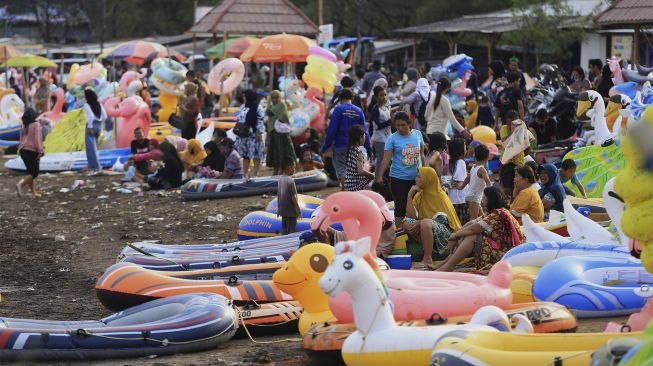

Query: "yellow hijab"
<box><xmin>412</xmin><ymin>166</ymin><xmax>462</xmax><ymax>231</ymax></box>
<box><xmin>181</xmin><ymin>138</ymin><xmax>207</xmax><ymax>166</ymax></box>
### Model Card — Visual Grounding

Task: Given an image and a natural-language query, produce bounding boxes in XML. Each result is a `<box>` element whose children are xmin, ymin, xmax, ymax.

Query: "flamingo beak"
<box><xmin>310</xmin><ymin>209</ymin><xmax>330</xmax><ymax>239</ymax></box>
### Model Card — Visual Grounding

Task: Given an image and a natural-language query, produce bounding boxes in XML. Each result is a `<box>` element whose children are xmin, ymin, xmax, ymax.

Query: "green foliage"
<box><xmin>505</xmin><ymin>0</ymin><xmax>590</xmax><ymax>67</ymax></box>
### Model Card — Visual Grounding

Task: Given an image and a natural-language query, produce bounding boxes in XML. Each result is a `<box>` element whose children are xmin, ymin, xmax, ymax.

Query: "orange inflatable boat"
<box><xmin>96</xmin><ymin>262</ymin><xmax>292</xmax><ymax>312</ymax></box>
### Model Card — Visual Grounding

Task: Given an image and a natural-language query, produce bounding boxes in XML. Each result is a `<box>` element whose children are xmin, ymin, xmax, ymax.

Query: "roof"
<box><xmin>595</xmin><ymin>0</ymin><xmax>653</xmax><ymax>26</ymax></box>
<box><xmin>188</xmin><ymin>0</ymin><xmax>319</xmax><ymax>36</ymax></box>
<box><xmin>396</xmin><ymin>0</ymin><xmax>606</xmax><ymax>34</ymax></box>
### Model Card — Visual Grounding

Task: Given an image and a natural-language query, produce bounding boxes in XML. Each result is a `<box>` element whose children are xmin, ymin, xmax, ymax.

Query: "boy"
<box><xmin>559</xmin><ymin>159</ymin><xmax>587</xmax><ymax>198</ymax></box>
<box><xmin>476</xmin><ymin>95</ymin><xmax>495</xmax><ymax>128</ymax></box>
<box><xmin>462</xmin><ymin>144</ymin><xmax>493</xmax><ymax>220</ymax></box>
<box><xmin>277</xmin><ymin>162</ymin><xmax>301</xmax><ymax>235</ymax></box>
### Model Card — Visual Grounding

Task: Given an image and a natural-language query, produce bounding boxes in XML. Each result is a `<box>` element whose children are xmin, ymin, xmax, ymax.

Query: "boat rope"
<box><xmin>125</xmin><ymin>243</ymin><xmax>189</xmax><ymax>270</ymax></box>
<box><xmin>235</xmin><ymin>307</ymin><xmax>302</xmax><ymax>344</ymax></box>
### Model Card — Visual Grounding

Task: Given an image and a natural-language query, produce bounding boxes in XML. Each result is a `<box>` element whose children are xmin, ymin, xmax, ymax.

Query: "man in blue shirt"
<box><xmin>321</xmin><ymin>88</ymin><xmax>371</xmax><ymax>188</ymax></box>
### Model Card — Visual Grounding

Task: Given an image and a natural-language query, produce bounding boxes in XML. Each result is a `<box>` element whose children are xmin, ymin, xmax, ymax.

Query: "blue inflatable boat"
<box><xmin>533</xmin><ymin>256</ymin><xmax>653</xmax><ymax>317</ymax></box>
<box><xmin>502</xmin><ymin>241</ymin><xmax>631</xmax><ymax>267</ymax></box>
<box><xmin>4</xmin><ymin>148</ymin><xmax>131</xmax><ymax>172</ymax></box>
<box><xmin>0</xmin><ymin>293</ymin><xmax>237</xmax><ymax>361</ymax></box>
<box><xmin>237</xmin><ymin>211</ymin><xmax>342</xmax><ymax>240</ymax></box>
<box><xmin>121</xmin><ymin>252</ymin><xmax>290</xmax><ymax>271</ymax></box>
<box><xmin>180</xmin><ymin>170</ymin><xmax>328</xmax><ymax>200</ymax></box>
<box><xmin>0</xmin><ymin>125</ymin><xmax>20</xmax><ymax>140</ymax></box>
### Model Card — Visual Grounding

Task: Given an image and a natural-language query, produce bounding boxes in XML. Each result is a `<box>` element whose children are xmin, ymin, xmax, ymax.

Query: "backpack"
<box><xmin>417</xmin><ymin>93</ymin><xmax>431</xmax><ymax>123</ymax></box>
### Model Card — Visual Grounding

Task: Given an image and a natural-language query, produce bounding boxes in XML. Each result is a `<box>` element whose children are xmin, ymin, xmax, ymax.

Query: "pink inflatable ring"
<box><xmin>73</xmin><ymin>62</ymin><xmax>106</xmax><ymax>86</ymax></box>
<box><xmin>208</xmin><ymin>58</ymin><xmax>245</xmax><ymax>95</ymax></box>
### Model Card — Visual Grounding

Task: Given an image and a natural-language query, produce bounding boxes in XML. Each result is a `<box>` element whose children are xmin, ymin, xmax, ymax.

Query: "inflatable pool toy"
<box><xmin>4</xmin><ymin>148</ymin><xmax>130</xmax><ymax>172</ymax></box>
<box><xmin>150</xmin><ymin>58</ymin><xmax>187</xmax><ymax>96</ymax></box>
<box><xmin>119</xmin><ymin>68</ymin><xmax>147</xmax><ymax>96</ymax></box>
<box><xmin>312</xmin><ymin>192</ymin><xmax>513</xmax><ymax>324</ymax></box>
<box><xmin>273</xmin><ymin>243</ymin><xmax>337</xmax><ymax>336</ymax></box>
<box><xmin>608</xmin><ymin>56</ymin><xmax>625</xmax><ymax>85</ymax></box>
<box><xmin>43</xmin><ymin>109</ymin><xmax>96</xmax><ymax>153</ymax></box>
<box><xmin>303</xmin><ymin>301</ymin><xmax>576</xmax><ymax>354</ymax></box>
<box><xmin>606</xmin><ymin>93</ymin><xmax>632</xmax><ymax>131</ymax></box>
<box><xmin>148</xmin><ymin>122</ymin><xmax>175</xmax><ymax>142</ymax></box>
<box><xmin>0</xmin><ymin>125</ymin><xmax>20</xmax><ymax>141</ymax></box>
<box><xmin>470</xmin><ymin>125</ymin><xmax>496</xmax><ymax>144</ymax></box>
<box><xmin>72</xmin><ymin>62</ymin><xmax>106</xmax><ymax>86</ymax></box>
<box><xmin>510</xmin><ymin>266</ymin><xmax>540</xmax><ymax>303</ymax></box>
<box><xmin>431</xmin><ymin>328</ymin><xmax>643</xmax><ymax>366</ymax></box>
<box><xmin>0</xmin><ymin>293</ymin><xmax>236</xmax><ymax>361</ymax></box>
<box><xmin>157</xmin><ymin>91</ymin><xmax>178</xmax><ymax>123</ymax></box>
<box><xmin>606</xmin><ymin>298</ymin><xmax>653</xmax><ymax>333</ymax></box>
<box><xmin>563</xmin><ymin>139</ymin><xmax>624</xmax><ymax>198</ymax></box>
<box><xmin>614</xmin><ymin>105</ymin><xmax>653</xmax><ymax>273</ymax></box>
<box><xmin>266</xmin><ymin>194</ymin><xmax>323</xmax><ymax>219</ymax></box>
<box><xmin>0</xmin><ymin>138</ymin><xmax>18</xmax><ymax>147</ymax></box>
<box><xmin>119</xmin><ymin>232</ymin><xmax>306</xmax><ymax>259</ymax></box>
<box><xmin>103</xmin><ymin>96</ymin><xmax>151</xmax><ymax>148</ymax></box>
<box><xmin>120</xmin><ymin>249</ymin><xmax>290</xmax><ymax>271</ymax></box>
<box><xmin>181</xmin><ymin>170</ymin><xmax>328</xmax><ymax>200</ymax></box>
<box><xmin>533</xmin><ymin>256</ymin><xmax>653</xmax><ymax>317</ymax></box>
<box><xmin>207</xmin><ymin>58</ymin><xmax>245</xmax><ymax>95</ymax></box>
<box><xmin>0</xmin><ymin>93</ymin><xmax>24</xmax><ymax>130</ymax></box>
<box><xmin>616</xmin><ymin>320</ymin><xmax>653</xmax><ymax>366</ymax></box>
<box><xmin>502</xmin><ymin>241</ymin><xmax>630</xmax><ymax>267</ymax></box>
<box><xmin>95</xmin><ymin>262</ymin><xmax>293</xmax><ymax>312</ymax></box>
<box><xmin>317</xmin><ymin>237</ymin><xmax>528</xmax><ymax>366</ymax></box>
<box><xmin>199</xmin><ymin>117</ymin><xmax>236</xmax><ymax>131</ymax></box>
<box><xmin>237</xmin><ymin>211</ymin><xmax>341</xmax><ymax>240</ymax></box>
<box><xmin>37</xmin><ymin>87</ymin><xmax>66</xmax><ymax>125</ymax></box>
<box><xmin>302</xmin><ymin>47</ymin><xmax>338</xmax><ymax>93</ymax></box>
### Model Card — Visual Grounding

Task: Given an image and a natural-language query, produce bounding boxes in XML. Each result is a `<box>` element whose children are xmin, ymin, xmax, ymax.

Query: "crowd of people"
<box><xmin>13</xmin><ymin>54</ymin><xmax>596</xmax><ymax>272</ymax></box>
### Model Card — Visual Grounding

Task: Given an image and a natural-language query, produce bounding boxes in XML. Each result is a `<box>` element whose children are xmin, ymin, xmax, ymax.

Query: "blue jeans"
<box><xmin>85</xmin><ymin>121</ymin><xmax>102</xmax><ymax>170</ymax></box>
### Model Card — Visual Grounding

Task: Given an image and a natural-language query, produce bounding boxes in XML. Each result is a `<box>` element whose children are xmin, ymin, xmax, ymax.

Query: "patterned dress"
<box><xmin>343</xmin><ymin>146</ymin><xmax>372</xmax><ymax>191</ymax></box>
<box><xmin>235</xmin><ymin>105</ymin><xmax>266</xmax><ymax>160</ymax></box>
<box><xmin>474</xmin><ymin>208</ymin><xmax>526</xmax><ymax>269</ymax></box>
<box><xmin>403</xmin><ymin>213</ymin><xmax>454</xmax><ymax>256</ymax></box>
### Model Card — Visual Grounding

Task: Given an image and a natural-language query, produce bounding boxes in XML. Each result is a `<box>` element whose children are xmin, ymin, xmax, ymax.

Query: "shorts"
<box><xmin>499</xmin><ymin>162</ymin><xmax>517</xmax><ymax>190</ymax></box>
<box><xmin>332</xmin><ymin>147</ymin><xmax>348</xmax><ymax>179</ymax></box>
<box><xmin>390</xmin><ymin>177</ymin><xmax>415</xmax><ymax>218</ymax></box>
<box><xmin>20</xmin><ymin>149</ymin><xmax>40</xmax><ymax>179</ymax></box>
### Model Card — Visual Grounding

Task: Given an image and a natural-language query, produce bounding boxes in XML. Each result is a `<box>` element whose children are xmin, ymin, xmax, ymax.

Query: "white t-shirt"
<box><xmin>446</xmin><ymin>159</ymin><xmax>468</xmax><ymax>204</ymax></box>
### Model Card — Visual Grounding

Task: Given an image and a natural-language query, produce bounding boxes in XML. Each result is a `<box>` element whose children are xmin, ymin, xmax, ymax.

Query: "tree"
<box><xmin>506</xmin><ymin>0</ymin><xmax>590</xmax><ymax>69</ymax></box>
<box><xmin>4</xmin><ymin>0</ymin><xmax>89</xmax><ymax>43</ymax></box>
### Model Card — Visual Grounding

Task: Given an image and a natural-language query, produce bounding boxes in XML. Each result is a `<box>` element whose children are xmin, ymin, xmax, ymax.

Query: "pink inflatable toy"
<box><xmin>73</xmin><ymin>62</ymin><xmax>105</xmax><ymax>86</ymax></box>
<box><xmin>605</xmin><ymin>297</ymin><xmax>653</xmax><ymax>332</ymax></box>
<box><xmin>208</xmin><ymin>58</ymin><xmax>245</xmax><ymax>95</ymax></box>
<box><xmin>607</xmin><ymin>56</ymin><xmax>625</xmax><ymax>85</ymax></box>
<box><xmin>308</xmin><ymin>46</ymin><xmax>338</xmax><ymax>63</ymax></box>
<box><xmin>451</xmin><ymin>70</ymin><xmax>473</xmax><ymax>97</ymax></box>
<box><xmin>165</xmin><ymin>135</ymin><xmax>188</xmax><ymax>152</ymax></box>
<box><xmin>38</xmin><ymin>88</ymin><xmax>65</xmax><ymax>124</ymax></box>
<box><xmin>305</xmin><ymin>87</ymin><xmax>326</xmax><ymax>134</ymax></box>
<box><xmin>119</xmin><ymin>68</ymin><xmax>147</xmax><ymax>95</ymax></box>
<box><xmin>104</xmin><ymin>96</ymin><xmax>151</xmax><ymax>148</ymax></box>
<box><xmin>311</xmin><ymin>191</ymin><xmax>513</xmax><ymax>323</ymax></box>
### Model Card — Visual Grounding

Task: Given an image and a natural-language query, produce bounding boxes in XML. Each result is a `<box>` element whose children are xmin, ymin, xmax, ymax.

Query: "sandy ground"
<box><xmin>0</xmin><ymin>157</ymin><xmax>628</xmax><ymax>365</ymax></box>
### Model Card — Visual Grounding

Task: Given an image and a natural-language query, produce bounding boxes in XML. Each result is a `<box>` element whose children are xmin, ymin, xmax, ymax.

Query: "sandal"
<box><xmin>411</xmin><ymin>262</ymin><xmax>435</xmax><ymax>271</ymax></box>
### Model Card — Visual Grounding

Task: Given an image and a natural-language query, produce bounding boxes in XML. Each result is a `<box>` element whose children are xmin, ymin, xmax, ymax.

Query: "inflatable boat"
<box><xmin>117</xmin><ymin>260</ymin><xmax>283</xmax><ymax>281</ymax></box>
<box><xmin>237</xmin><ymin>211</ymin><xmax>342</xmax><ymax>240</ymax></box>
<box><xmin>118</xmin><ymin>231</ymin><xmax>306</xmax><ymax>259</ymax></box>
<box><xmin>431</xmin><ymin>329</ymin><xmax>642</xmax><ymax>366</ymax></box>
<box><xmin>502</xmin><ymin>241</ymin><xmax>630</xmax><ymax>267</ymax></box>
<box><xmin>0</xmin><ymin>125</ymin><xmax>20</xmax><ymax>140</ymax></box>
<box><xmin>265</xmin><ymin>194</ymin><xmax>324</xmax><ymax>219</ymax></box>
<box><xmin>95</xmin><ymin>262</ymin><xmax>292</xmax><ymax>311</ymax></box>
<box><xmin>533</xmin><ymin>256</ymin><xmax>653</xmax><ymax>317</ymax></box>
<box><xmin>303</xmin><ymin>301</ymin><xmax>577</xmax><ymax>353</ymax></box>
<box><xmin>0</xmin><ymin>293</ymin><xmax>237</xmax><ymax>361</ymax></box>
<box><xmin>121</xmin><ymin>251</ymin><xmax>289</xmax><ymax>271</ymax></box>
<box><xmin>180</xmin><ymin>170</ymin><xmax>328</xmax><ymax>200</ymax></box>
<box><xmin>4</xmin><ymin>148</ymin><xmax>131</xmax><ymax>172</ymax></box>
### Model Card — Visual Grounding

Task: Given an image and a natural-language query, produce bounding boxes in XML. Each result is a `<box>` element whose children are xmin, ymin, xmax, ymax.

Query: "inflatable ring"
<box><xmin>73</xmin><ymin>62</ymin><xmax>106</xmax><ymax>86</ymax></box>
<box><xmin>208</xmin><ymin>58</ymin><xmax>245</xmax><ymax>95</ymax></box>
<box><xmin>306</xmin><ymin>55</ymin><xmax>338</xmax><ymax>74</ymax></box>
<box><xmin>151</xmin><ymin>58</ymin><xmax>188</xmax><ymax>96</ymax></box>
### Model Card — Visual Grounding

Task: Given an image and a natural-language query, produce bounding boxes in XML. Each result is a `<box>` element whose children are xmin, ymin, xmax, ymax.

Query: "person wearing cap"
<box><xmin>321</xmin><ymin>88</ymin><xmax>371</xmax><ymax>189</ymax></box>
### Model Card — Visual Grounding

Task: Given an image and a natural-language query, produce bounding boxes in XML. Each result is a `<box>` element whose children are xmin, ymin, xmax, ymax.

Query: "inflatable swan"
<box><xmin>577</xmin><ymin>90</ymin><xmax>612</xmax><ymax>145</ymax></box>
<box><xmin>0</xmin><ymin>93</ymin><xmax>25</xmax><ymax>128</ymax></box>
<box><xmin>318</xmin><ymin>236</ymin><xmax>531</xmax><ymax>366</ymax></box>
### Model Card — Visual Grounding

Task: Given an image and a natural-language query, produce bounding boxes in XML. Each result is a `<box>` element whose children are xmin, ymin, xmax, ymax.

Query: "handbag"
<box><xmin>232</xmin><ymin>122</ymin><xmax>252</xmax><ymax>138</ymax></box>
<box><xmin>274</xmin><ymin>120</ymin><xmax>291</xmax><ymax>134</ymax></box>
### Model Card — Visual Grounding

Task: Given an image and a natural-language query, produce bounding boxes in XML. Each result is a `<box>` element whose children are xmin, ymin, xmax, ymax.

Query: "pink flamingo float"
<box><xmin>104</xmin><ymin>96</ymin><xmax>151</xmax><ymax>148</ymax></box>
<box><xmin>38</xmin><ymin>88</ymin><xmax>65</xmax><ymax>124</ymax></box>
<box><xmin>311</xmin><ymin>191</ymin><xmax>513</xmax><ymax>323</ymax></box>
<box><xmin>607</xmin><ymin>56</ymin><xmax>625</xmax><ymax>85</ymax></box>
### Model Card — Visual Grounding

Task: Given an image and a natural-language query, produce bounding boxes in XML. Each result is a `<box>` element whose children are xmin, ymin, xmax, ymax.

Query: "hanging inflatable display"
<box><xmin>302</xmin><ymin>47</ymin><xmax>338</xmax><ymax>93</ymax></box>
<box><xmin>207</xmin><ymin>58</ymin><xmax>245</xmax><ymax>95</ymax></box>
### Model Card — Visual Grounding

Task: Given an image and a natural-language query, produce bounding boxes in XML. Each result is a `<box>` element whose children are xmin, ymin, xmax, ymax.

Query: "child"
<box><xmin>499</xmin><ymin>109</ymin><xmax>528</xmax><ymax>199</ymax></box>
<box><xmin>559</xmin><ymin>158</ymin><xmax>587</xmax><ymax>198</ymax></box>
<box><xmin>277</xmin><ymin>162</ymin><xmax>301</xmax><ymax>235</ymax></box>
<box><xmin>462</xmin><ymin>144</ymin><xmax>492</xmax><ymax>220</ymax></box>
<box><xmin>344</xmin><ymin>124</ymin><xmax>375</xmax><ymax>192</ymax></box>
<box><xmin>476</xmin><ymin>95</ymin><xmax>495</xmax><ymax>127</ymax></box>
<box><xmin>444</xmin><ymin>138</ymin><xmax>468</xmax><ymax>224</ymax></box>
<box><xmin>525</xmin><ymin>160</ymin><xmax>541</xmax><ymax>191</ymax></box>
<box><xmin>297</xmin><ymin>147</ymin><xmax>324</xmax><ymax>172</ymax></box>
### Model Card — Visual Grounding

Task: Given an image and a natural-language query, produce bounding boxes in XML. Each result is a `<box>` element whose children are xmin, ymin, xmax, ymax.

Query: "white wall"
<box><xmin>580</xmin><ymin>32</ymin><xmax>607</xmax><ymax>70</ymax></box>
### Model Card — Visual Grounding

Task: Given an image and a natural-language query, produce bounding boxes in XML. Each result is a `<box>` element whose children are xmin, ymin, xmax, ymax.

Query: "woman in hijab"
<box><xmin>148</xmin><ymin>140</ymin><xmax>183</xmax><ymax>189</ymax></box>
<box><xmin>538</xmin><ymin>163</ymin><xmax>566</xmax><ymax>216</ymax></box>
<box><xmin>436</xmin><ymin>186</ymin><xmax>525</xmax><ymax>271</ymax></box>
<box><xmin>265</xmin><ymin>90</ymin><xmax>296</xmax><ymax>175</ymax></box>
<box><xmin>33</xmin><ymin>77</ymin><xmax>51</xmax><ymax>115</ymax></box>
<box><xmin>202</xmin><ymin>141</ymin><xmax>223</xmax><ymax>171</ymax></box>
<box><xmin>235</xmin><ymin>89</ymin><xmax>265</xmax><ymax>178</ymax></box>
<box><xmin>180</xmin><ymin>138</ymin><xmax>207</xmax><ymax>178</ymax></box>
<box><xmin>180</xmin><ymin>83</ymin><xmax>200</xmax><ymax>140</ymax></box>
<box><xmin>83</xmin><ymin>88</ymin><xmax>107</xmax><ymax>174</ymax></box>
<box><xmin>16</xmin><ymin>107</ymin><xmax>43</xmax><ymax>198</ymax></box>
<box><xmin>365</xmin><ymin>77</ymin><xmax>388</xmax><ymax>106</ymax></box>
<box><xmin>403</xmin><ymin>166</ymin><xmax>462</xmax><ymax>270</ymax></box>
<box><xmin>400</xmin><ymin>78</ymin><xmax>431</xmax><ymax>131</ymax></box>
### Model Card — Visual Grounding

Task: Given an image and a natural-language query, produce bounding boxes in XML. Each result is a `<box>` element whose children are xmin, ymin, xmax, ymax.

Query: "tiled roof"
<box><xmin>188</xmin><ymin>0</ymin><xmax>319</xmax><ymax>36</ymax></box>
<box><xmin>595</xmin><ymin>0</ymin><xmax>653</xmax><ymax>25</ymax></box>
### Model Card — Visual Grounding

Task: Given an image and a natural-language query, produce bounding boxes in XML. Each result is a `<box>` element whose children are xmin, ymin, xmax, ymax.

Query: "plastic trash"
<box><xmin>112</xmin><ymin>158</ymin><xmax>125</xmax><ymax>172</ymax></box>
<box><xmin>54</xmin><ymin>235</ymin><xmax>66</xmax><ymax>242</ymax></box>
<box><xmin>207</xmin><ymin>214</ymin><xmax>225</xmax><ymax>222</ymax></box>
<box><xmin>116</xmin><ymin>188</ymin><xmax>133</xmax><ymax>194</ymax></box>
<box><xmin>71</xmin><ymin>180</ymin><xmax>85</xmax><ymax>190</ymax></box>
<box><xmin>124</xmin><ymin>166</ymin><xmax>136</xmax><ymax>180</ymax></box>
